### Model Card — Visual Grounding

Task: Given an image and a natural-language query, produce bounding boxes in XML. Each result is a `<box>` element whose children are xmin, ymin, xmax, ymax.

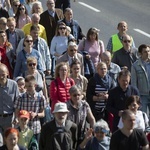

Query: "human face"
<box><xmin>27</xmin><ymin>61</ymin><xmax>37</xmax><ymax>71</ymax></box>
<box><xmin>18</xmin><ymin>117</ymin><xmax>29</xmax><ymax>127</ymax></box>
<box><xmin>13</xmin><ymin>2</ymin><xmax>20</xmax><ymax>10</ymax></box>
<box><xmin>0</xmin><ymin>66</ymin><xmax>8</xmax><ymax>84</ymax></box>
<box><xmin>58</xmin><ymin>25</ymin><xmax>66</xmax><ymax>35</ymax></box>
<box><xmin>118</xmin><ymin>75</ymin><xmax>130</xmax><ymax>91</ymax></box>
<box><xmin>7</xmin><ymin>21</ymin><xmax>16</xmax><ymax>32</ymax></box>
<box><xmin>64</xmin><ymin>10</ymin><xmax>73</xmax><ymax>21</ymax></box>
<box><xmin>5</xmin><ymin>133</ymin><xmax>18</xmax><ymax>148</ymax></box>
<box><xmin>0</xmin><ymin>32</ymin><xmax>7</xmax><ymax>44</ymax></box>
<box><xmin>34</xmin><ymin>5</ymin><xmax>41</xmax><ymax>13</ymax></box>
<box><xmin>31</xmin><ymin>15</ymin><xmax>40</xmax><ymax>25</ymax></box>
<box><xmin>70</xmin><ymin>91</ymin><xmax>81</xmax><ymax>104</ymax></box>
<box><xmin>0</xmin><ymin>21</ymin><xmax>7</xmax><ymax>30</ymax></box>
<box><xmin>101</xmin><ymin>55</ymin><xmax>111</xmax><ymax>68</ymax></box>
<box><xmin>122</xmin><ymin>35</ymin><xmax>132</xmax><ymax>50</ymax></box>
<box><xmin>54</xmin><ymin>112</ymin><xmax>68</xmax><ymax>125</ymax></box>
<box><xmin>68</xmin><ymin>45</ymin><xmax>77</xmax><ymax>57</ymax></box>
<box><xmin>47</xmin><ymin>0</ymin><xmax>55</xmax><ymax>11</ymax></box>
<box><xmin>94</xmin><ymin>131</ymin><xmax>106</xmax><ymax>141</ymax></box>
<box><xmin>25</xmin><ymin>81</ymin><xmax>36</xmax><ymax>93</ymax></box>
<box><xmin>59</xmin><ymin>65</ymin><xmax>68</xmax><ymax>78</ymax></box>
<box><xmin>141</xmin><ymin>47</ymin><xmax>150</xmax><ymax>61</ymax></box>
<box><xmin>122</xmin><ymin>114</ymin><xmax>135</xmax><ymax>130</ymax></box>
<box><xmin>118</xmin><ymin>22</ymin><xmax>128</xmax><ymax>34</ymax></box>
<box><xmin>24</xmin><ymin>37</ymin><xmax>33</xmax><ymax>48</ymax></box>
<box><xmin>19</xmin><ymin>6</ymin><xmax>25</xmax><ymax>14</ymax></box>
<box><xmin>97</xmin><ymin>64</ymin><xmax>107</xmax><ymax>78</ymax></box>
<box><xmin>17</xmin><ymin>79</ymin><xmax>25</xmax><ymax>93</ymax></box>
<box><xmin>30</xmin><ymin>30</ymin><xmax>39</xmax><ymax>40</ymax></box>
<box><xmin>89</xmin><ymin>33</ymin><xmax>97</xmax><ymax>42</ymax></box>
<box><xmin>128</xmin><ymin>101</ymin><xmax>139</xmax><ymax>113</ymax></box>
<box><xmin>71</xmin><ymin>64</ymin><xmax>80</xmax><ymax>75</ymax></box>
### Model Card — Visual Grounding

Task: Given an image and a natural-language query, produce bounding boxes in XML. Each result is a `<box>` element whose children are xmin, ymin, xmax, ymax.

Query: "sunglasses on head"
<box><xmin>28</xmin><ymin>63</ymin><xmax>36</xmax><ymax>67</ymax></box>
<box><xmin>19</xmin><ymin>8</ymin><xmax>25</xmax><ymax>10</ymax></box>
<box><xmin>123</xmin><ymin>40</ymin><xmax>131</xmax><ymax>43</ymax></box>
<box><xmin>59</xmin><ymin>27</ymin><xmax>66</xmax><ymax>30</ymax></box>
<box><xmin>25</xmin><ymin>40</ymin><xmax>33</xmax><ymax>43</ymax></box>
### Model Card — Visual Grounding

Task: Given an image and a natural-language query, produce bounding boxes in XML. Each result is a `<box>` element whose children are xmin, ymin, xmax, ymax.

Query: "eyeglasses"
<box><xmin>59</xmin><ymin>27</ymin><xmax>66</xmax><ymax>30</ymax></box>
<box><xmin>28</xmin><ymin>63</ymin><xmax>36</xmax><ymax>67</ymax></box>
<box><xmin>14</xmin><ymin>4</ymin><xmax>19</xmax><ymax>7</ymax></box>
<box><xmin>25</xmin><ymin>40</ymin><xmax>33</xmax><ymax>43</ymax></box>
<box><xmin>123</xmin><ymin>40</ymin><xmax>131</xmax><ymax>43</ymax></box>
<box><xmin>47</xmin><ymin>2</ymin><xmax>54</xmax><ymax>5</ymax></box>
<box><xmin>19</xmin><ymin>8</ymin><xmax>25</xmax><ymax>10</ymax></box>
<box><xmin>72</xmin><ymin>94</ymin><xmax>81</xmax><ymax>97</ymax></box>
<box><xmin>70</xmin><ymin>49</ymin><xmax>77</xmax><ymax>52</ymax></box>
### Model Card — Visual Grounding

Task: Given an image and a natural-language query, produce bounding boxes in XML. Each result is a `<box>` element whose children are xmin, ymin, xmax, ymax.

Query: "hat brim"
<box><xmin>19</xmin><ymin>115</ymin><xmax>30</xmax><ymax>119</ymax></box>
<box><xmin>52</xmin><ymin>110</ymin><xmax>69</xmax><ymax>113</ymax></box>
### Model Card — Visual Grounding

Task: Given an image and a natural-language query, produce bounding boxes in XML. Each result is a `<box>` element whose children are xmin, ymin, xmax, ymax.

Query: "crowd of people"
<box><xmin>0</xmin><ymin>0</ymin><xmax>150</xmax><ymax>150</ymax></box>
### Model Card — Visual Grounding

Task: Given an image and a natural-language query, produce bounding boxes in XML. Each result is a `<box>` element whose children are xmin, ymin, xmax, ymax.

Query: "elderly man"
<box><xmin>101</xmin><ymin>51</ymin><xmax>121</xmax><ymax>86</ymax></box>
<box><xmin>110</xmin><ymin>110</ymin><xmax>149</xmax><ymax>150</ymax></box>
<box><xmin>0</xmin><ymin>63</ymin><xmax>19</xmax><ymax>146</ymax></box>
<box><xmin>22</xmin><ymin>13</ymin><xmax>47</xmax><ymax>42</ymax></box>
<box><xmin>56</xmin><ymin>41</ymin><xmax>84</xmax><ymax>75</ymax></box>
<box><xmin>106</xmin><ymin>21</ymin><xmax>136</xmax><ymax>54</ymax></box>
<box><xmin>112</xmin><ymin>34</ymin><xmax>138</xmax><ymax>72</ymax></box>
<box><xmin>16</xmin><ymin>25</ymin><xmax>51</xmax><ymax>75</ymax></box>
<box><xmin>106</xmin><ymin>69</ymin><xmax>139</xmax><ymax>132</ymax></box>
<box><xmin>131</xmin><ymin>44</ymin><xmax>150</xmax><ymax>115</ymax></box>
<box><xmin>39</xmin><ymin>102</ymin><xmax>77</xmax><ymax>150</ymax></box>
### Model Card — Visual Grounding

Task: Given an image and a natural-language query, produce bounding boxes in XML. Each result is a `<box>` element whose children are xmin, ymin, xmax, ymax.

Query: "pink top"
<box><xmin>78</xmin><ymin>39</ymin><xmax>105</xmax><ymax>67</ymax></box>
<box><xmin>18</xmin><ymin>15</ymin><xmax>31</xmax><ymax>29</ymax></box>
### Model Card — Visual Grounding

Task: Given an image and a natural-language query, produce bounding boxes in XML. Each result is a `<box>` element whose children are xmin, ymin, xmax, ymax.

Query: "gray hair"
<box><xmin>93</xmin><ymin>119</ymin><xmax>110</xmax><ymax>132</ymax></box>
<box><xmin>69</xmin><ymin>85</ymin><xmax>81</xmax><ymax>94</ymax></box>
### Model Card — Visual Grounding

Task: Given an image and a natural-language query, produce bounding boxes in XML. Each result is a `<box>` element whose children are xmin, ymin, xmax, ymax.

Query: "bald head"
<box><xmin>101</xmin><ymin>51</ymin><xmax>111</xmax><ymax>67</ymax></box>
<box><xmin>31</xmin><ymin>13</ymin><xmax>40</xmax><ymax>25</ymax></box>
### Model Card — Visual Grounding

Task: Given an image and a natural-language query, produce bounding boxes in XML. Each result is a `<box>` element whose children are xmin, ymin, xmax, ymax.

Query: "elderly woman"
<box><xmin>67</xmin><ymin>85</ymin><xmax>95</xmax><ymax>145</ymax></box>
<box><xmin>50</xmin><ymin>62</ymin><xmax>75</xmax><ymax>111</ymax></box>
<box><xmin>23</xmin><ymin>56</ymin><xmax>48</xmax><ymax>101</ymax></box>
<box><xmin>13</xmin><ymin>35</ymin><xmax>43</xmax><ymax>78</ymax></box>
<box><xmin>86</xmin><ymin>62</ymin><xmax>115</xmax><ymax>121</ymax></box>
<box><xmin>70</xmin><ymin>60</ymin><xmax>88</xmax><ymax>99</ymax></box>
<box><xmin>79</xmin><ymin>119</ymin><xmax>110</xmax><ymax>150</ymax></box>
<box><xmin>31</xmin><ymin>2</ymin><xmax>43</xmax><ymax>15</ymax></box>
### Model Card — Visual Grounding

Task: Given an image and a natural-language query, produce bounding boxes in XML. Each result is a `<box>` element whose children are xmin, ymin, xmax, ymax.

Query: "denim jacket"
<box><xmin>131</xmin><ymin>58</ymin><xmax>150</xmax><ymax>95</ymax></box>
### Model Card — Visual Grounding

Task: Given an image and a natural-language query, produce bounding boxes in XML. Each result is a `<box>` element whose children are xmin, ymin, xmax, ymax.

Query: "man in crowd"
<box><xmin>131</xmin><ymin>44</ymin><xmax>150</xmax><ymax>115</ymax></box>
<box><xmin>106</xmin><ymin>21</ymin><xmax>136</xmax><ymax>54</ymax></box>
<box><xmin>106</xmin><ymin>69</ymin><xmax>139</xmax><ymax>132</ymax></box>
<box><xmin>110</xmin><ymin>110</ymin><xmax>149</xmax><ymax>150</ymax></box>
<box><xmin>22</xmin><ymin>13</ymin><xmax>47</xmax><ymax>42</ymax></box>
<box><xmin>39</xmin><ymin>102</ymin><xmax>77</xmax><ymax>150</ymax></box>
<box><xmin>56</xmin><ymin>41</ymin><xmax>84</xmax><ymax>75</ymax></box>
<box><xmin>0</xmin><ymin>63</ymin><xmax>19</xmax><ymax>146</ymax></box>
<box><xmin>112</xmin><ymin>34</ymin><xmax>138</xmax><ymax>72</ymax></box>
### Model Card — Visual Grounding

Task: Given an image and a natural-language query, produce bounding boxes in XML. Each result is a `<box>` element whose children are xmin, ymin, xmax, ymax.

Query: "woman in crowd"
<box><xmin>0</xmin><ymin>30</ymin><xmax>13</xmax><ymax>78</ymax></box>
<box><xmin>118</xmin><ymin>95</ymin><xmax>149</xmax><ymax>131</ymax></box>
<box><xmin>15</xmin><ymin>4</ymin><xmax>31</xmax><ymax>29</ymax></box>
<box><xmin>13</xmin><ymin>35</ymin><xmax>43</xmax><ymax>78</ymax></box>
<box><xmin>70</xmin><ymin>60</ymin><xmax>88</xmax><ymax>100</ymax></box>
<box><xmin>0</xmin><ymin>18</ymin><xmax>7</xmax><ymax>31</ymax></box>
<box><xmin>50</xmin><ymin>62</ymin><xmax>75</xmax><ymax>111</ymax></box>
<box><xmin>67</xmin><ymin>85</ymin><xmax>95</xmax><ymax>145</ymax></box>
<box><xmin>78</xmin><ymin>27</ymin><xmax>105</xmax><ymax>79</ymax></box>
<box><xmin>8</xmin><ymin>0</ymin><xmax>20</xmax><ymax>17</ymax></box>
<box><xmin>86</xmin><ymin>62</ymin><xmax>115</xmax><ymax>121</ymax></box>
<box><xmin>0</xmin><ymin>128</ymin><xmax>26</xmax><ymax>150</ymax></box>
<box><xmin>31</xmin><ymin>1</ymin><xmax>43</xmax><ymax>15</ymax></box>
<box><xmin>23</xmin><ymin>56</ymin><xmax>48</xmax><ymax>102</ymax></box>
<box><xmin>79</xmin><ymin>119</ymin><xmax>110</xmax><ymax>150</ymax></box>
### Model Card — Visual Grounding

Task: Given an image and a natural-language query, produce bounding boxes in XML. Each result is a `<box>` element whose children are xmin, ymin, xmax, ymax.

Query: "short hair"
<box><xmin>64</xmin><ymin>8</ymin><xmax>72</xmax><ymax>14</ymax></box>
<box><xmin>117</xmin><ymin>21</ymin><xmax>127</xmax><ymax>28</ymax></box>
<box><xmin>122</xmin><ymin>34</ymin><xmax>132</xmax><ymax>41</ymax></box>
<box><xmin>0</xmin><ymin>17</ymin><xmax>7</xmax><ymax>23</ymax></box>
<box><xmin>30</xmin><ymin>24</ymin><xmax>40</xmax><ymax>32</ymax></box>
<box><xmin>69</xmin><ymin>85</ymin><xmax>81</xmax><ymax>94</ymax></box>
<box><xmin>118</xmin><ymin>69</ymin><xmax>131</xmax><ymax>79</ymax></box>
<box><xmin>68</xmin><ymin>41</ymin><xmax>78</xmax><ymax>49</ymax></box>
<box><xmin>0</xmin><ymin>63</ymin><xmax>9</xmax><ymax>75</ymax></box>
<box><xmin>26</xmin><ymin>57</ymin><xmax>37</xmax><ymax>64</ymax></box>
<box><xmin>70</xmin><ymin>60</ymin><xmax>81</xmax><ymax>68</ymax></box>
<box><xmin>54</xmin><ymin>62</ymin><xmax>70</xmax><ymax>78</ymax></box>
<box><xmin>122</xmin><ymin>110</ymin><xmax>134</xmax><ymax>120</ymax></box>
<box><xmin>7</xmin><ymin>17</ymin><xmax>16</xmax><ymax>22</ymax></box>
<box><xmin>31</xmin><ymin>13</ymin><xmax>40</xmax><ymax>20</ymax></box>
<box><xmin>138</xmin><ymin>44</ymin><xmax>150</xmax><ymax>54</ymax></box>
<box><xmin>93</xmin><ymin>119</ymin><xmax>110</xmax><ymax>132</ymax></box>
<box><xmin>25</xmin><ymin>75</ymin><xmax>36</xmax><ymax>83</ymax></box>
<box><xmin>86</xmin><ymin>27</ymin><xmax>99</xmax><ymax>41</ymax></box>
<box><xmin>4</xmin><ymin>127</ymin><xmax>19</xmax><ymax>138</ymax></box>
<box><xmin>96</xmin><ymin>62</ymin><xmax>107</xmax><ymax>70</ymax></box>
<box><xmin>125</xmin><ymin>95</ymin><xmax>141</xmax><ymax>109</ymax></box>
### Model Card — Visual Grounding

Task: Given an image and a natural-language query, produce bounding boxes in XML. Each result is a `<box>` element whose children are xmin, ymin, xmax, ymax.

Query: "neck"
<box><xmin>121</xmin><ymin>127</ymin><xmax>133</xmax><ymax>137</ymax></box>
<box><xmin>60</xmin><ymin>76</ymin><xmax>66</xmax><ymax>81</ymax></box>
<box><xmin>0</xmin><ymin>80</ymin><xmax>7</xmax><ymax>86</ymax></box>
<box><xmin>72</xmin><ymin>73</ymin><xmax>79</xmax><ymax>78</ymax></box>
<box><xmin>7</xmin><ymin>145</ymin><xmax>19</xmax><ymax>150</ymax></box>
<box><xmin>24</xmin><ymin>47</ymin><xmax>32</xmax><ymax>53</ymax></box>
<box><xmin>0</xmin><ymin>42</ymin><xmax>4</xmax><ymax>46</ymax></box>
<box><xmin>20</xmin><ymin>13</ymin><xmax>26</xmax><ymax>17</ymax></box>
<box><xmin>20</xmin><ymin>125</ymin><xmax>27</xmax><ymax>131</ymax></box>
<box><xmin>28</xmin><ymin>69</ymin><xmax>36</xmax><ymax>74</ymax></box>
<box><xmin>142</xmin><ymin>57</ymin><xmax>149</xmax><ymax>62</ymax></box>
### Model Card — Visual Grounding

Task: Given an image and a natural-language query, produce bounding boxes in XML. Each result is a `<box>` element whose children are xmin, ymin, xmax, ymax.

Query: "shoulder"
<box><xmin>38</xmin><ymin>24</ymin><xmax>45</xmax><ymax>30</ymax></box>
<box><xmin>40</xmin><ymin>10</ymin><xmax>49</xmax><ymax>16</ymax></box>
<box><xmin>77</xmin><ymin>52</ymin><xmax>83</xmax><ymax>58</ymax></box>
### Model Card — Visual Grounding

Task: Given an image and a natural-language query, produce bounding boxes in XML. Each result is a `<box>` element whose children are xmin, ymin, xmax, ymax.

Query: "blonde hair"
<box><xmin>7</xmin><ymin>17</ymin><xmax>16</xmax><ymax>23</ymax></box>
<box><xmin>31</xmin><ymin>2</ymin><xmax>43</xmax><ymax>15</ymax></box>
<box><xmin>26</xmin><ymin>57</ymin><xmax>37</xmax><ymax>64</ymax></box>
<box><xmin>54</xmin><ymin>62</ymin><xmax>70</xmax><ymax>78</ymax></box>
<box><xmin>0</xmin><ymin>17</ymin><xmax>7</xmax><ymax>23</ymax></box>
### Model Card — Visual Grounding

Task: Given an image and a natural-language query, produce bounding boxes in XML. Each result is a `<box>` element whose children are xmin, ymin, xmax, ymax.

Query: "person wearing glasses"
<box><xmin>8</xmin><ymin>0</ymin><xmax>20</xmax><ymax>17</ymax></box>
<box><xmin>67</xmin><ymin>85</ymin><xmax>95</xmax><ymax>145</ymax></box>
<box><xmin>15</xmin><ymin>4</ymin><xmax>31</xmax><ymax>29</ymax></box>
<box><xmin>112</xmin><ymin>34</ymin><xmax>138</xmax><ymax>72</ymax></box>
<box><xmin>0</xmin><ymin>17</ymin><xmax>7</xmax><ymax>31</ymax></box>
<box><xmin>13</xmin><ymin>35</ymin><xmax>43</xmax><ymax>78</ymax></box>
<box><xmin>56</xmin><ymin>41</ymin><xmax>84</xmax><ymax>75</ymax></box>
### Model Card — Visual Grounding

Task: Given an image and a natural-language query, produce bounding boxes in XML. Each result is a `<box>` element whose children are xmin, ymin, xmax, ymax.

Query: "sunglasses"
<box><xmin>123</xmin><ymin>40</ymin><xmax>131</xmax><ymax>43</ymax></box>
<box><xmin>72</xmin><ymin>94</ymin><xmax>81</xmax><ymax>97</ymax></box>
<box><xmin>19</xmin><ymin>8</ymin><xmax>25</xmax><ymax>10</ymax></box>
<box><xmin>14</xmin><ymin>5</ymin><xmax>19</xmax><ymax>7</ymax></box>
<box><xmin>25</xmin><ymin>40</ymin><xmax>33</xmax><ymax>43</ymax></box>
<box><xmin>59</xmin><ymin>27</ymin><xmax>66</xmax><ymax>30</ymax></box>
<box><xmin>28</xmin><ymin>63</ymin><xmax>36</xmax><ymax>67</ymax></box>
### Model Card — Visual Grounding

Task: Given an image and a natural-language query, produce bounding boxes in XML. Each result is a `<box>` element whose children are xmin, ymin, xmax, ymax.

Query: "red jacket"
<box><xmin>50</xmin><ymin>77</ymin><xmax>75</xmax><ymax>111</ymax></box>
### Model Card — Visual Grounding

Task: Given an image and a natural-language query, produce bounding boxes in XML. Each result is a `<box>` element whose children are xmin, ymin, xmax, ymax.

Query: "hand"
<box><xmin>118</xmin><ymin>110</ymin><xmax>124</xmax><ymax>117</ymax></box>
<box><xmin>30</xmin><ymin>111</ymin><xmax>37</xmax><ymax>120</ymax></box>
<box><xmin>45</xmin><ymin>70</ymin><xmax>51</xmax><ymax>76</ymax></box>
<box><xmin>84</xmin><ymin>128</ymin><xmax>93</xmax><ymax>141</ymax></box>
<box><xmin>12</xmin><ymin>117</ymin><xmax>19</xmax><ymax>126</ymax></box>
<box><xmin>85</xmin><ymin>54</ymin><xmax>91</xmax><ymax>59</ymax></box>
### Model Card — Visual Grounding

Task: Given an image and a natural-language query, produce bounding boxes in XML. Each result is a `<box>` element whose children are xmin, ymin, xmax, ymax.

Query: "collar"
<box><xmin>55</xmin><ymin>120</ymin><xmax>65</xmax><ymax>127</ymax></box>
